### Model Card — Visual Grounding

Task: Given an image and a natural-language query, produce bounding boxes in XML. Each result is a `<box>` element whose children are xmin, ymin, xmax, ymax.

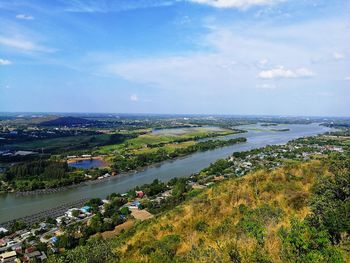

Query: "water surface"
<box><xmin>68</xmin><ymin>159</ymin><xmax>105</xmax><ymax>169</ymax></box>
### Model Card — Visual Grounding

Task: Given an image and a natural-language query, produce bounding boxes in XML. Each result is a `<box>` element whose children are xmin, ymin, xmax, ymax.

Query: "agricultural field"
<box><xmin>98</xmin><ymin>127</ymin><xmax>237</xmax><ymax>154</ymax></box>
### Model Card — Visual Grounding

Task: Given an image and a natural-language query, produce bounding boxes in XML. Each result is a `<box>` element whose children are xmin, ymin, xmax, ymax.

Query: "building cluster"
<box><xmin>0</xmin><ymin>189</ymin><xmax>156</xmax><ymax>262</ymax></box>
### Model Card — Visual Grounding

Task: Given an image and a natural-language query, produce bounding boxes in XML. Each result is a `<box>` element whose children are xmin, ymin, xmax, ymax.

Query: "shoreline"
<box><xmin>4</xmin><ymin>139</ymin><xmax>247</xmax><ymax>197</ymax></box>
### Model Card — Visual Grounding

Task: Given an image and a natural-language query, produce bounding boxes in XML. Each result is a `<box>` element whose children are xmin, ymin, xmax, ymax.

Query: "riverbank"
<box><xmin>0</xmin><ymin>123</ymin><xmax>332</xmax><ymax>223</ymax></box>
<box><xmin>7</xmin><ymin>138</ymin><xmax>247</xmax><ymax>196</ymax></box>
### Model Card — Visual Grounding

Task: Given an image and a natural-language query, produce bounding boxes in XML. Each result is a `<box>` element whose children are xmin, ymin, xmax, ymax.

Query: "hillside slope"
<box><xmin>51</xmin><ymin>157</ymin><xmax>349</xmax><ymax>263</ymax></box>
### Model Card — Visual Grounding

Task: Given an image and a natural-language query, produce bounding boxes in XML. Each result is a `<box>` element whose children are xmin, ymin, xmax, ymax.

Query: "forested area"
<box><xmin>1</xmin><ymin>160</ymin><xmax>84</xmax><ymax>191</ymax></box>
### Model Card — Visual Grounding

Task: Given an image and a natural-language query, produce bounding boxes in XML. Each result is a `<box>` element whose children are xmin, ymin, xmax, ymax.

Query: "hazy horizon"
<box><xmin>1</xmin><ymin>0</ymin><xmax>349</xmax><ymax>116</ymax></box>
<box><xmin>1</xmin><ymin>111</ymin><xmax>350</xmax><ymax>119</ymax></box>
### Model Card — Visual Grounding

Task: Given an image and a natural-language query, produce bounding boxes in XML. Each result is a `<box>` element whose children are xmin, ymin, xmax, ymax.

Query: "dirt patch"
<box><xmin>130</xmin><ymin>208</ymin><xmax>154</xmax><ymax>221</ymax></box>
<box><xmin>101</xmin><ymin>220</ymin><xmax>135</xmax><ymax>239</ymax></box>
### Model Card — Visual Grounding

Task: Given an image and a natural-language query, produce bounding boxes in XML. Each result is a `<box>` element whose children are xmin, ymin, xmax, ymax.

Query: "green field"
<box><xmin>98</xmin><ymin>127</ymin><xmax>236</xmax><ymax>154</ymax></box>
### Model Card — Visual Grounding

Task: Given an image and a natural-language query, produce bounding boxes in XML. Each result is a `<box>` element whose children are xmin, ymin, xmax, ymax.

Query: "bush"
<box><xmin>194</xmin><ymin>220</ymin><xmax>209</xmax><ymax>232</ymax></box>
<box><xmin>279</xmin><ymin>218</ymin><xmax>344</xmax><ymax>263</ymax></box>
<box><xmin>308</xmin><ymin>161</ymin><xmax>350</xmax><ymax>244</ymax></box>
<box><xmin>288</xmin><ymin>191</ymin><xmax>309</xmax><ymax>210</ymax></box>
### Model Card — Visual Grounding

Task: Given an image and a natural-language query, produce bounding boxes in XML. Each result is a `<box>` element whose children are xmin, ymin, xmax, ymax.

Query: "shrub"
<box><xmin>288</xmin><ymin>191</ymin><xmax>309</xmax><ymax>210</ymax></box>
<box><xmin>194</xmin><ymin>220</ymin><xmax>209</xmax><ymax>232</ymax></box>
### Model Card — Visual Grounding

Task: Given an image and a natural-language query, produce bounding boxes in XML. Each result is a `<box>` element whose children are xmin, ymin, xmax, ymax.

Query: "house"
<box><xmin>55</xmin><ymin>216</ymin><xmax>68</xmax><ymax>225</ymax></box>
<box><xmin>80</xmin><ymin>206</ymin><xmax>91</xmax><ymax>213</ymax></box>
<box><xmin>20</xmin><ymin>231</ymin><xmax>31</xmax><ymax>240</ymax></box>
<box><xmin>0</xmin><ymin>240</ymin><xmax>6</xmax><ymax>248</ymax></box>
<box><xmin>161</xmin><ymin>190</ymin><xmax>172</xmax><ymax>197</ymax></box>
<box><xmin>127</xmin><ymin>201</ymin><xmax>141</xmax><ymax>209</ymax></box>
<box><xmin>135</xmin><ymin>191</ymin><xmax>144</xmax><ymax>198</ymax></box>
<box><xmin>38</xmin><ymin>252</ymin><xmax>47</xmax><ymax>261</ymax></box>
<box><xmin>0</xmin><ymin>228</ymin><xmax>8</xmax><ymax>234</ymax></box>
<box><xmin>0</xmin><ymin>251</ymin><xmax>17</xmax><ymax>263</ymax></box>
<box><xmin>65</xmin><ymin>208</ymin><xmax>79</xmax><ymax>218</ymax></box>
<box><xmin>50</xmin><ymin>237</ymin><xmax>58</xmax><ymax>244</ymax></box>
<box><xmin>23</xmin><ymin>251</ymin><xmax>41</xmax><ymax>262</ymax></box>
<box><xmin>11</xmin><ymin>245</ymin><xmax>22</xmax><ymax>254</ymax></box>
<box><xmin>24</xmin><ymin>247</ymin><xmax>36</xmax><ymax>254</ymax></box>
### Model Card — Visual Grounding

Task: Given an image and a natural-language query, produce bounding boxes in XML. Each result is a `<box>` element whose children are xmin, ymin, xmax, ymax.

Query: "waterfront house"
<box><xmin>0</xmin><ymin>228</ymin><xmax>8</xmax><ymax>235</ymax></box>
<box><xmin>0</xmin><ymin>251</ymin><xmax>17</xmax><ymax>263</ymax></box>
<box><xmin>80</xmin><ymin>206</ymin><xmax>91</xmax><ymax>214</ymax></box>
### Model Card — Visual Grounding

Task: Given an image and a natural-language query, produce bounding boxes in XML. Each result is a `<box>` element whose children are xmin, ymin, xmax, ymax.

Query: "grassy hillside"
<box><xmin>50</xmin><ymin>157</ymin><xmax>350</xmax><ymax>263</ymax></box>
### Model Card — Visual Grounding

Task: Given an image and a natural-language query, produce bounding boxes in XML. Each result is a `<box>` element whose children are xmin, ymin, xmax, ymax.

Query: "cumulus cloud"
<box><xmin>130</xmin><ymin>94</ymin><xmax>139</xmax><ymax>102</ymax></box>
<box><xmin>16</xmin><ymin>14</ymin><xmax>34</xmax><ymax>20</ymax></box>
<box><xmin>188</xmin><ymin>0</ymin><xmax>284</xmax><ymax>9</ymax></box>
<box><xmin>258</xmin><ymin>66</ymin><xmax>315</xmax><ymax>79</ymax></box>
<box><xmin>0</xmin><ymin>58</ymin><xmax>12</xmax><ymax>65</ymax></box>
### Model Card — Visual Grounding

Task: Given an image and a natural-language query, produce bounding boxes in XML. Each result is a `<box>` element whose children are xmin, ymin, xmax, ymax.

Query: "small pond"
<box><xmin>68</xmin><ymin>159</ymin><xmax>105</xmax><ymax>169</ymax></box>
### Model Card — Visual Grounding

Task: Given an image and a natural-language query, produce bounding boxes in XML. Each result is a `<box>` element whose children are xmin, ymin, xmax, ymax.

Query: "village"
<box><xmin>0</xmin><ymin>135</ymin><xmax>347</xmax><ymax>263</ymax></box>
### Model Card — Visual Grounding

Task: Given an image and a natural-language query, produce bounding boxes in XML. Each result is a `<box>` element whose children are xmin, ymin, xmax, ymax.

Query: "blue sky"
<box><xmin>0</xmin><ymin>0</ymin><xmax>349</xmax><ymax>116</ymax></box>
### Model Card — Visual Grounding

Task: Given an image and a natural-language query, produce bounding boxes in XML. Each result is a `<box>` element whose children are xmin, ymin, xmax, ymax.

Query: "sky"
<box><xmin>0</xmin><ymin>0</ymin><xmax>349</xmax><ymax>116</ymax></box>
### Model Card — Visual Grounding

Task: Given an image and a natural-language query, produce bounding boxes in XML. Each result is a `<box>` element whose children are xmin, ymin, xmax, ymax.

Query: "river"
<box><xmin>0</xmin><ymin>123</ymin><xmax>331</xmax><ymax>223</ymax></box>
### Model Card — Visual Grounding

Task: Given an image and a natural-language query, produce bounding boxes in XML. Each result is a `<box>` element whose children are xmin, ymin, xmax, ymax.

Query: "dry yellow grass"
<box><xmin>113</xmin><ymin>160</ymin><xmax>329</xmax><ymax>262</ymax></box>
<box><xmin>100</xmin><ymin>220</ymin><xmax>135</xmax><ymax>239</ymax></box>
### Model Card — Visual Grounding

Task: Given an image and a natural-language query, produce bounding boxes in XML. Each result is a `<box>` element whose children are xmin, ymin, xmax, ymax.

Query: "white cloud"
<box><xmin>345</xmin><ymin>76</ymin><xmax>350</xmax><ymax>80</ymax></box>
<box><xmin>16</xmin><ymin>14</ymin><xmax>34</xmax><ymax>20</ymax></box>
<box><xmin>333</xmin><ymin>52</ymin><xmax>345</xmax><ymax>60</ymax></box>
<box><xmin>256</xmin><ymin>83</ymin><xmax>277</xmax><ymax>89</ymax></box>
<box><xmin>0</xmin><ymin>36</ymin><xmax>56</xmax><ymax>53</ymax></box>
<box><xmin>256</xmin><ymin>58</ymin><xmax>269</xmax><ymax>68</ymax></box>
<box><xmin>130</xmin><ymin>94</ymin><xmax>139</xmax><ymax>102</ymax></box>
<box><xmin>258</xmin><ymin>66</ymin><xmax>315</xmax><ymax>79</ymax></box>
<box><xmin>188</xmin><ymin>0</ymin><xmax>284</xmax><ymax>9</ymax></box>
<box><xmin>0</xmin><ymin>58</ymin><xmax>12</xmax><ymax>65</ymax></box>
<box><xmin>98</xmin><ymin>17</ymin><xmax>347</xmax><ymax>96</ymax></box>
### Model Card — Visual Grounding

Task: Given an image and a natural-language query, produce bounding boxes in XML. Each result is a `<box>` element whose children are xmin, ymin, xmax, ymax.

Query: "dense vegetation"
<box><xmin>39</xmin><ymin>116</ymin><xmax>98</xmax><ymax>127</ymax></box>
<box><xmin>50</xmin><ymin>155</ymin><xmax>350</xmax><ymax>262</ymax></box>
<box><xmin>1</xmin><ymin>160</ymin><xmax>83</xmax><ymax>191</ymax></box>
<box><xmin>111</xmin><ymin>137</ymin><xmax>246</xmax><ymax>173</ymax></box>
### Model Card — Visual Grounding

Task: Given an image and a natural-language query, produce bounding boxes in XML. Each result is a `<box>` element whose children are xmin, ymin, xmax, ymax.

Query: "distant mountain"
<box><xmin>39</xmin><ymin>116</ymin><xmax>97</xmax><ymax>126</ymax></box>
